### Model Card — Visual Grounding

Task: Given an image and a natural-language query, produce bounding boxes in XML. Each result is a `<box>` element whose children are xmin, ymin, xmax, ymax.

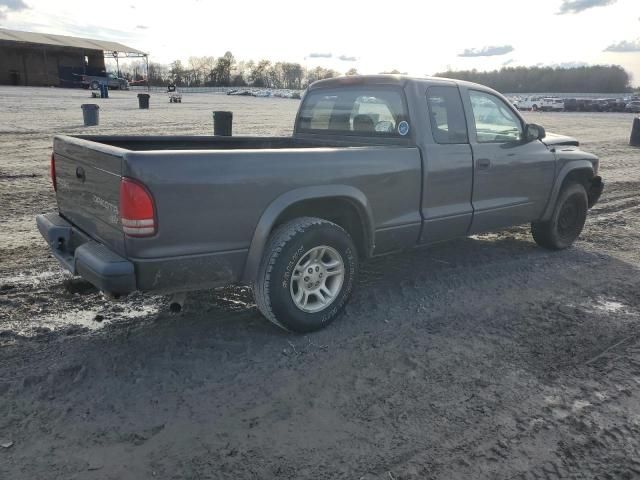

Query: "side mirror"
<box><xmin>525</xmin><ymin>123</ymin><xmax>546</xmax><ymax>142</ymax></box>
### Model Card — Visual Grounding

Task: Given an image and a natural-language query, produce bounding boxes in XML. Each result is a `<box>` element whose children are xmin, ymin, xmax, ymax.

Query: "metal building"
<box><xmin>0</xmin><ymin>28</ymin><xmax>147</xmax><ymax>87</ymax></box>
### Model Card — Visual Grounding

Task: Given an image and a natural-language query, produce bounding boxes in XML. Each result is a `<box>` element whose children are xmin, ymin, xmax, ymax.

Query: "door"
<box><xmin>462</xmin><ymin>88</ymin><xmax>556</xmax><ymax>234</ymax></box>
<box><xmin>419</xmin><ymin>85</ymin><xmax>474</xmax><ymax>243</ymax></box>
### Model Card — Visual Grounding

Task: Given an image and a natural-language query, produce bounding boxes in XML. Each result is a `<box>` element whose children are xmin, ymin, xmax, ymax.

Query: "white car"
<box><xmin>540</xmin><ymin>98</ymin><xmax>564</xmax><ymax>112</ymax></box>
<box><xmin>516</xmin><ymin>96</ymin><xmax>545</xmax><ymax>111</ymax></box>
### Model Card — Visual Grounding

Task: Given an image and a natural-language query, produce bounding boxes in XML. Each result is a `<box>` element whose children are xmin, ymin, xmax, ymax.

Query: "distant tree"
<box><xmin>379</xmin><ymin>69</ymin><xmax>406</xmax><ymax>75</ymax></box>
<box><xmin>169</xmin><ymin>60</ymin><xmax>185</xmax><ymax>86</ymax></box>
<box><xmin>434</xmin><ymin>65</ymin><xmax>632</xmax><ymax>93</ymax></box>
<box><xmin>282</xmin><ymin>62</ymin><xmax>304</xmax><ymax>89</ymax></box>
<box><xmin>250</xmin><ymin>59</ymin><xmax>272</xmax><ymax>87</ymax></box>
<box><xmin>268</xmin><ymin>62</ymin><xmax>284</xmax><ymax>88</ymax></box>
<box><xmin>145</xmin><ymin>53</ymin><xmax>352</xmax><ymax>89</ymax></box>
<box><xmin>304</xmin><ymin>66</ymin><xmax>339</xmax><ymax>87</ymax></box>
<box><xmin>212</xmin><ymin>51</ymin><xmax>235</xmax><ymax>86</ymax></box>
<box><xmin>147</xmin><ymin>62</ymin><xmax>169</xmax><ymax>86</ymax></box>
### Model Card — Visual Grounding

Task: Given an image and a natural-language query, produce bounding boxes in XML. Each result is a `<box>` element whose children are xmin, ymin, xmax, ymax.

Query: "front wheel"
<box><xmin>253</xmin><ymin>217</ymin><xmax>358</xmax><ymax>333</ymax></box>
<box><xmin>531</xmin><ymin>182</ymin><xmax>588</xmax><ymax>250</ymax></box>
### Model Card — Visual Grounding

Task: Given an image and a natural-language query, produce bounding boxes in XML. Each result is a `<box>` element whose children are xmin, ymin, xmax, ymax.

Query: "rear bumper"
<box><xmin>37</xmin><ymin>213</ymin><xmax>136</xmax><ymax>294</ymax></box>
<box><xmin>36</xmin><ymin>212</ymin><xmax>248</xmax><ymax>294</ymax></box>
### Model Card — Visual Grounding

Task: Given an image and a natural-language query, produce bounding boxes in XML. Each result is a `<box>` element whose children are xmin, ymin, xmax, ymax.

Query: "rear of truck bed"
<box><xmin>39</xmin><ymin>134</ymin><xmax>422</xmax><ymax>296</ymax></box>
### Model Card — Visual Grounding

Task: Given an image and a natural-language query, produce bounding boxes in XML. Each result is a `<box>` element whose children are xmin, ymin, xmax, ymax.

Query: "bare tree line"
<box><xmin>435</xmin><ymin>65</ymin><xmax>634</xmax><ymax>93</ymax></box>
<box><xmin>119</xmin><ymin>51</ymin><xmax>359</xmax><ymax>89</ymax></box>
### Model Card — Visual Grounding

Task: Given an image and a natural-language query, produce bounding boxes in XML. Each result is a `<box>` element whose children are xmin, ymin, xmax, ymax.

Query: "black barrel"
<box><xmin>137</xmin><ymin>93</ymin><xmax>150</xmax><ymax>109</ymax></box>
<box><xmin>213</xmin><ymin>111</ymin><xmax>233</xmax><ymax>136</ymax></box>
<box><xmin>631</xmin><ymin>116</ymin><xmax>640</xmax><ymax>147</ymax></box>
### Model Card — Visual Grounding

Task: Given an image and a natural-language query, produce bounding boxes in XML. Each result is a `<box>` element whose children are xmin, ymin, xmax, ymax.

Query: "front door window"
<box><xmin>469</xmin><ymin>90</ymin><xmax>522</xmax><ymax>143</ymax></box>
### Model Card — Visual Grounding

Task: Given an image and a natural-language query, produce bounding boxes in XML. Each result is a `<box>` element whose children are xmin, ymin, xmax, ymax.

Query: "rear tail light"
<box><xmin>119</xmin><ymin>177</ymin><xmax>157</xmax><ymax>237</ymax></box>
<box><xmin>50</xmin><ymin>153</ymin><xmax>57</xmax><ymax>192</ymax></box>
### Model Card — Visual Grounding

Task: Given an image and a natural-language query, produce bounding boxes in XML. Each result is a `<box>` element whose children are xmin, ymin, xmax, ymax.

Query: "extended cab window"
<box><xmin>469</xmin><ymin>90</ymin><xmax>522</xmax><ymax>143</ymax></box>
<box><xmin>426</xmin><ymin>86</ymin><xmax>468</xmax><ymax>144</ymax></box>
<box><xmin>297</xmin><ymin>88</ymin><xmax>408</xmax><ymax>136</ymax></box>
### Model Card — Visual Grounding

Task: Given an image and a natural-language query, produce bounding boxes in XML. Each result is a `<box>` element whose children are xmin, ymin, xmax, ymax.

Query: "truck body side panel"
<box><xmin>121</xmin><ymin>147</ymin><xmax>423</xmax><ymax>262</ymax></box>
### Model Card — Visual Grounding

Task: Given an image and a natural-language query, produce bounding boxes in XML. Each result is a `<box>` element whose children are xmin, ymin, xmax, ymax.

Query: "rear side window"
<box><xmin>426</xmin><ymin>86</ymin><xmax>468</xmax><ymax>144</ymax></box>
<box><xmin>297</xmin><ymin>87</ymin><xmax>408</xmax><ymax>137</ymax></box>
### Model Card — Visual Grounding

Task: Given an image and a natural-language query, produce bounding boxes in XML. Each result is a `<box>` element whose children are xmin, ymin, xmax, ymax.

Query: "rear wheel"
<box><xmin>253</xmin><ymin>217</ymin><xmax>358</xmax><ymax>333</ymax></box>
<box><xmin>531</xmin><ymin>182</ymin><xmax>588</xmax><ymax>250</ymax></box>
<box><xmin>90</xmin><ymin>80</ymin><xmax>100</xmax><ymax>90</ymax></box>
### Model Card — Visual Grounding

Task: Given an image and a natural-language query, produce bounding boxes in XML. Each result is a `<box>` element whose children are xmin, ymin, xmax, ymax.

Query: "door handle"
<box><xmin>477</xmin><ymin>158</ymin><xmax>491</xmax><ymax>169</ymax></box>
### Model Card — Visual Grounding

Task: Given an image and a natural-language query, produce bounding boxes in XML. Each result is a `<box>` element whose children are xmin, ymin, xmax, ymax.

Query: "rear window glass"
<box><xmin>297</xmin><ymin>87</ymin><xmax>408</xmax><ymax>136</ymax></box>
<box><xmin>426</xmin><ymin>86</ymin><xmax>468</xmax><ymax>144</ymax></box>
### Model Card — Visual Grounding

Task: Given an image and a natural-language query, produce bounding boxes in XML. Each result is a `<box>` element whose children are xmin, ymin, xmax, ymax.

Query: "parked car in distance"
<box><xmin>540</xmin><ymin>98</ymin><xmax>564</xmax><ymax>112</ymax></box>
<box><xmin>516</xmin><ymin>96</ymin><xmax>545</xmax><ymax>111</ymax></box>
<box><xmin>563</xmin><ymin>98</ymin><xmax>578</xmax><ymax>112</ymax></box>
<box><xmin>625</xmin><ymin>101</ymin><xmax>640</xmax><ymax>113</ymax></box>
<box><xmin>576</xmin><ymin>99</ymin><xmax>594</xmax><ymax>112</ymax></box>
<box><xmin>81</xmin><ymin>72</ymin><xmax>129</xmax><ymax>90</ymax></box>
<box><xmin>38</xmin><ymin>75</ymin><xmax>604</xmax><ymax>333</ymax></box>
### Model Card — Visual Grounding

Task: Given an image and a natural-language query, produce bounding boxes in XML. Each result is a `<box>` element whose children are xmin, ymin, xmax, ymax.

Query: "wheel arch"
<box><xmin>540</xmin><ymin>160</ymin><xmax>595</xmax><ymax>221</ymax></box>
<box><xmin>242</xmin><ymin>186</ymin><xmax>374</xmax><ymax>284</ymax></box>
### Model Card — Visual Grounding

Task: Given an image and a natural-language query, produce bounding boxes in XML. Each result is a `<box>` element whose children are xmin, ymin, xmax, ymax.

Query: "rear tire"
<box><xmin>531</xmin><ymin>182</ymin><xmax>588</xmax><ymax>250</ymax></box>
<box><xmin>253</xmin><ymin>217</ymin><xmax>358</xmax><ymax>333</ymax></box>
<box><xmin>90</xmin><ymin>81</ymin><xmax>100</xmax><ymax>90</ymax></box>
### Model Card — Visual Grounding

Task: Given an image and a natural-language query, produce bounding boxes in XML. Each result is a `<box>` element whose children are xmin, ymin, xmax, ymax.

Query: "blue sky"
<box><xmin>1</xmin><ymin>0</ymin><xmax>639</xmax><ymax>85</ymax></box>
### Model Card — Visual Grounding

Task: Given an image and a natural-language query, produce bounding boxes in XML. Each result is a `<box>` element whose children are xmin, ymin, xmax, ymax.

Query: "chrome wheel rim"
<box><xmin>290</xmin><ymin>245</ymin><xmax>345</xmax><ymax>313</ymax></box>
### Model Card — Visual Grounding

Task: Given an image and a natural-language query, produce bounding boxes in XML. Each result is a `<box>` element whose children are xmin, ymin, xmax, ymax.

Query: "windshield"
<box><xmin>297</xmin><ymin>87</ymin><xmax>409</xmax><ymax>137</ymax></box>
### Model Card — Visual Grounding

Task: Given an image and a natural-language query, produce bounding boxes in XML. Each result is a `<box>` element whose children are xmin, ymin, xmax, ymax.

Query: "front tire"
<box><xmin>253</xmin><ymin>217</ymin><xmax>358</xmax><ymax>333</ymax></box>
<box><xmin>531</xmin><ymin>182</ymin><xmax>588</xmax><ymax>250</ymax></box>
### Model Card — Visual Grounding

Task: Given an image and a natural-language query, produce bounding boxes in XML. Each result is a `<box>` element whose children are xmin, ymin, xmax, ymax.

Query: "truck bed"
<box><xmin>73</xmin><ymin>134</ymin><xmax>413</xmax><ymax>151</ymax></box>
<box><xmin>51</xmin><ymin>134</ymin><xmax>423</xmax><ymax>292</ymax></box>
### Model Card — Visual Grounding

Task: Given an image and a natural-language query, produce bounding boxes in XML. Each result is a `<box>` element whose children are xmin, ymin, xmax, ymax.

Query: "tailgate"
<box><xmin>53</xmin><ymin>136</ymin><xmax>126</xmax><ymax>256</ymax></box>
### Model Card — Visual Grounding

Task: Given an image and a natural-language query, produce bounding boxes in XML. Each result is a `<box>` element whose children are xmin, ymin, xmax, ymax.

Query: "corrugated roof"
<box><xmin>0</xmin><ymin>28</ymin><xmax>146</xmax><ymax>55</ymax></box>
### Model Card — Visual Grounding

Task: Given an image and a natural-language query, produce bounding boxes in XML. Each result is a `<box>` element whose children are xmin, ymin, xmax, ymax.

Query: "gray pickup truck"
<box><xmin>81</xmin><ymin>72</ymin><xmax>129</xmax><ymax>90</ymax></box>
<box><xmin>38</xmin><ymin>75</ymin><xmax>603</xmax><ymax>332</ymax></box>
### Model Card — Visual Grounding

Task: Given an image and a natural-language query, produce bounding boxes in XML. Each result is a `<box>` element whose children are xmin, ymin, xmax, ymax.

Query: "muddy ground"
<box><xmin>1</xmin><ymin>86</ymin><xmax>640</xmax><ymax>479</ymax></box>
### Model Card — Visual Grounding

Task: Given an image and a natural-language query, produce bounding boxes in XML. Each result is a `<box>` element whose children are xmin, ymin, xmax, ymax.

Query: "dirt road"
<box><xmin>1</xmin><ymin>87</ymin><xmax>640</xmax><ymax>479</ymax></box>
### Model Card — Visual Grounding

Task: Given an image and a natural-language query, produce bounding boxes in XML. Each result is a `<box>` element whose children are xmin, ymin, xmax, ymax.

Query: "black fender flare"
<box><xmin>241</xmin><ymin>185</ymin><xmax>374</xmax><ymax>284</ymax></box>
<box><xmin>540</xmin><ymin>160</ymin><xmax>594</xmax><ymax>221</ymax></box>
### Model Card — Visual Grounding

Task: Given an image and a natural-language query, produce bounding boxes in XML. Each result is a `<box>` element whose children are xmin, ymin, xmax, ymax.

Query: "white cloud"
<box><xmin>459</xmin><ymin>45</ymin><xmax>514</xmax><ymax>57</ymax></box>
<box><xmin>604</xmin><ymin>39</ymin><xmax>640</xmax><ymax>52</ymax></box>
<box><xmin>0</xmin><ymin>0</ymin><xmax>29</xmax><ymax>10</ymax></box>
<box><xmin>558</xmin><ymin>0</ymin><xmax>617</xmax><ymax>14</ymax></box>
